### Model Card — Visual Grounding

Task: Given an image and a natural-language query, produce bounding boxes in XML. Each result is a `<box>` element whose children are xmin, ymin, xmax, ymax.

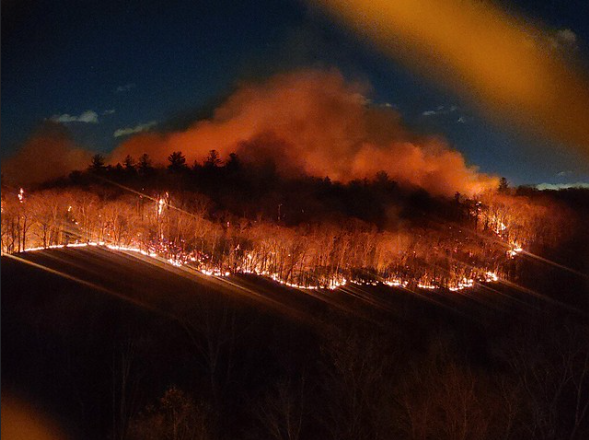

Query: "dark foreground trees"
<box><xmin>127</xmin><ymin>387</ymin><xmax>211</xmax><ymax>440</ymax></box>
<box><xmin>121</xmin><ymin>314</ymin><xmax>589</xmax><ymax>440</ymax></box>
<box><xmin>3</xmin><ymin>248</ymin><xmax>589</xmax><ymax>440</ymax></box>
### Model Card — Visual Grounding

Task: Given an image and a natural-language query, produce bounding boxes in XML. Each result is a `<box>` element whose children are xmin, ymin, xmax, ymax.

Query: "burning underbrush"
<box><xmin>1</xmin><ymin>172</ymin><xmax>569</xmax><ymax>292</ymax></box>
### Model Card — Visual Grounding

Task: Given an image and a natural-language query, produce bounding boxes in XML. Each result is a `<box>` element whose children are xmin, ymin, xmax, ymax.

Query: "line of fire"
<box><xmin>0</xmin><ymin>151</ymin><xmax>575</xmax><ymax>293</ymax></box>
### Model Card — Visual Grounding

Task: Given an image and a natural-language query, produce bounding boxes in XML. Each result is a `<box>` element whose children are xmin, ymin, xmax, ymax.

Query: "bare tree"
<box><xmin>127</xmin><ymin>387</ymin><xmax>210</xmax><ymax>440</ymax></box>
<box><xmin>254</xmin><ymin>377</ymin><xmax>306</xmax><ymax>440</ymax></box>
<box><xmin>320</xmin><ymin>325</ymin><xmax>394</xmax><ymax>440</ymax></box>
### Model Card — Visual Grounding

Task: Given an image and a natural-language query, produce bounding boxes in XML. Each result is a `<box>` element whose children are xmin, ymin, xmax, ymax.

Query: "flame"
<box><xmin>7</xmin><ymin>184</ymin><xmax>534</xmax><ymax>293</ymax></box>
<box><xmin>19</xmin><ymin>240</ymin><xmax>505</xmax><ymax>292</ymax></box>
<box><xmin>508</xmin><ymin>244</ymin><xmax>523</xmax><ymax>258</ymax></box>
<box><xmin>157</xmin><ymin>198</ymin><xmax>165</xmax><ymax>216</ymax></box>
<box><xmin>485</xmin><ymin>272</ymin><xmax>499</xmax><ymax>283</ymax></box>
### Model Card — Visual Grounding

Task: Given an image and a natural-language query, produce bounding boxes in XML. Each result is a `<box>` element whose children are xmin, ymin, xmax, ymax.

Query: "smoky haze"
<box><xmin>2</xmin><ymin>123</ymin><xmax>92</xmax><ymax>185</ymax></box>
<box><xmin>112</xmin><ymin>69</ymin><xmax>497</xmax><ymax>196</ymax></box>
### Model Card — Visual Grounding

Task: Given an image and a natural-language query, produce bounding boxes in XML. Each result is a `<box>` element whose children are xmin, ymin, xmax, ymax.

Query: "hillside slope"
<box><xmin>3</xmin><ymin>247</ymin><xmax>588</xmax><ymax>440</ymax></box>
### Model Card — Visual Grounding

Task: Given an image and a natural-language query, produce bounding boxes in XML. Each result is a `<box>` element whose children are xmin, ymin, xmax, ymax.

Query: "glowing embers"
<box><xmin>447</xmin><ymin>278</ymin><xmax>475</xmax><ymax>292</ymax></box>
<box><xmin>103</xmin><ymin>243</ymin><xmax>231</xmax><ymax>275</ymax></box>
<box><xmin>156</xmin><ymin>192</ymin><xmax>169</xmax><ymax>216</ymax></box>
<box><xmin>496</xmin><ymin>221</ymin><xmax>508</xmax><ymax>234</ymax></box>
<box><xmin>24</xmin><ymin>244</ymin><xmax>66</xmax><ymax>252</ymax></box>
<box><xmin>489</xmin><ymin>215</ymin><xmax>508</xmax><ymax>235</ymax></box>
<box><xmin>351</xmin><ymin>279</ymin><xmax>381</xmax><ymax>287</ymax></box>
<box><xmin>327</xmin><ymin>277</ymin><xmax>347</xmax><ymax>290</ymax></box>
<box><xmin>21</xmin><ymin>241</ymin><xmax>230</xmax><ymax>276</ymax></box>
<box><xmin>66</xmin><ymin>242</ymin><xmax>90</xmax><ymax>248</ymax></box>
<box><xmin>237</xmin><ymin>253</ymin><xmax>347</xmax><ymax>290</ymax></box>
<box><xmin>382</xmin><ymin>277</ymin><xmax>409</xmax><ymax>288</ymax></box>
<box><xmin>19</xmin><ymin>240</ymin><xmax>504</xmax><ymax>294</ymax></box>
<box><xmin>198</xmin><ymin>268</ymin><xmax>230</xmax><ymax>277</ymax></box>
<box><xmin>157</xmin><ymin>198</ymin><xmax>165</xmax><ymax>216</ymax></box>
<box><xmin>268</xmin><ymin>272</ymin><xmax>347</xmax><ymax>290</ymax></box>
<box><xmin>508</xmin><ymin>243</ymin><xmax>523</xmax><ymax>258</ymax></box>
<box><xmin>484</xmin><ymin>271</ymin><xmax>499</xmax><ymax>282</ymax></box>
<box><xmin>417</xmin><ymin>280</ymin><xmax>438</xmax><ymax>290</ymax></box>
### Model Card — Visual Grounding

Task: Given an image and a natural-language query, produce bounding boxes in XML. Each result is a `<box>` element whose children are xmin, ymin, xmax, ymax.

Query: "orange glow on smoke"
<box><xmin>2</xmin><ymin>123</ymin><xmax>92</xmax><ymax>185</ymax></box>
<box><xmin>112</xmin><ymin>70</ymin><xmax>497</xmax><ymax>196</ymax></box>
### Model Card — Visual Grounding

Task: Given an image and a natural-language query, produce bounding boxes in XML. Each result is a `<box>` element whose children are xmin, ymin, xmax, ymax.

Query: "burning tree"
<box><xmin>1</xmin><ymin>157</ymin><xmax>573</xmax><ymax>293</ymax></box>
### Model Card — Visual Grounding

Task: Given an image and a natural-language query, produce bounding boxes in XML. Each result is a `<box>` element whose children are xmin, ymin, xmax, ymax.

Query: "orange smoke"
<box><xmin>318</xmin><ymin>0</ymin><xmax>589</xmax><ymax>157</ymax></box>
<box><xmin>112</xmin><ymin>69</ymin><xmax>496</xmax><ymax>196</ymax></box>
<box><xmin>2</xmin><ymin>123</ymin><xmax>92</xmax><ymax>185</ymax></box>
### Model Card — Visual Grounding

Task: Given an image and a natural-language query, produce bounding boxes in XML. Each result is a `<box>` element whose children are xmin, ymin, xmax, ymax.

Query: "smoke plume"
<box><xmin>2</xmin><ymin>123</ymin><xmax>92</xmax><ymax>185</ymax></box>
<box><xmin>112</xmin><ymin>69</ymin><xmax>496</xmax><ymax>196</ymax></box>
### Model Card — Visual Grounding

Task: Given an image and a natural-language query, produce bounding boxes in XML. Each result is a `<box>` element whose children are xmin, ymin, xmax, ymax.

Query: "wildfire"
<box><xmin>494</xmin><ymin>220</ymin><xmax>507</xmax><ymax>234</ymax></box>
<box><xmin>508</xmin><ymin>243</ymin><xmax>523</xmax><ymax>258</ymax></box>
<box><xmin>485</xmin><ymin>271</ymin><xmax>499</xmax><ymax>282</ymax></box>
<box><xmin>383</xmin><ymin>278</ymin><xmax>408</xmax><ymax>288</ymax></box>
<box><xmin>448</xmin><ymin>278</ymin><xmax>475</xmax><ymax>292</ymax></box>
<box><xmin>3</xmin><ymin>184</ymin><xmax>543</xmax><ymax>294</ymax></box>
<box><xmin>17</xmin><ymin>238</ymin><xmax>508</xmax><ymax>292</ymax></box>
<box><xmin>157</xmin><ymin>197</ymin><xmax>166</xmax><ymax>216</ymax></box>
<box><xmin>417</xmin><ymin>281</ymin><xmax>437</xmax><ymax>290</ymax></box>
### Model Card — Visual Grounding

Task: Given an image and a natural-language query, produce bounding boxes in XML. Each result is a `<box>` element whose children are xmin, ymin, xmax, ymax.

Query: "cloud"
<box><xmin>2</xmin><ymin>122</ymin><xmax>93</xmax><ymax>185</ymax></box>
<box><xmin>114</xmin><ymin>121</ymin><xmax>158</xmax><ymax>138</ymax></box>
<box><xmin>103</xmin><ymin>109</ymin><xmax>116</xmax><ymax>115</ymax></box>
<box><xmin>556</xmin><ymin>170</ymin><xmax>573</xmax><ymax>177</ymax></box>
<box><xmin>546</xmin><ymin>28</ymin><xmax>578</xmax><ymax>51</ymax></box>
<box><xmin>50</xmin><ymin>110</ymin><xmax>99</xmax><ymax>124</ymax></box>
<box><xmin>422</xmin><ymin>105</ymin><xmax>458</xmax><ymax>117</ymax></box>
<box><xmin>536</xmin><ymin>182</ymin><xmax>589</xmax><ymax>191</ymax></box>
<box><xmin>116</xmin><ymin>83</ymin><xmax>136</xmax><ymax>93</ymax></box>
<box><xmin>556</xmin><ymin>29</ymin><xmax>577</xmax><ymax>44</ymax></box>
<box><xmin>111</xmin><ymin>69</ymin><xmax>497</xmax><ymax>197</ymax></box>
<box><xmin>318</xmin><ymin>0</ymin><xmax>589</xmax><ymax>159</ymax></box>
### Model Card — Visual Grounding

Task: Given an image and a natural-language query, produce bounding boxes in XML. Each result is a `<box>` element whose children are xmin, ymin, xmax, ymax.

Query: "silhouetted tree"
<box><xmin>499</xmin><ymin>177</ymin><xmax>510</xmax><ymax>193</ymax></box>
<box><xmin>225</xmin><ymin>153</ymin><xmax>241</xmax><ymax>175</ymax></box>
<box><xmin>375</xmin><ymin>170</ymin><xmax>389</xmax><ymax>185</ymax></box>
<box><xmin>204</xmin><ymin>150</ymin><xmax>222</xmax><ymax>168</ymax></box>
<box><xmin>89</xmin><ymin>154</ymin><xmax>106</xmax><ymax>174</ymax></box>
<box><xmin>123</xmin><ymin>155</ymin><xmax>137</xmax><ymax>175</ymax></box>
<box><xmin>168</xmin><ymin>151</ymin><xmax>187</xmax><ymax>173</ymax></box>
<box><xmin>138</xmin><ymin>154</ymin><xmax>154</xmax><ymax>176</ymax></box>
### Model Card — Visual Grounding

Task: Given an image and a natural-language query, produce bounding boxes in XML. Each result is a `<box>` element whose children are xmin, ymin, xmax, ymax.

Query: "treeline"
<box><xmin>1</xmin><ymin>150</ymin><xmax>574</xmax><ymax>288</ymax></box>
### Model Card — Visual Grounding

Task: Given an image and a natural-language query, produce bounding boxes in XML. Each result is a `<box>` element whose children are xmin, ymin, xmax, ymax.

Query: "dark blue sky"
<box><xmin>3</xmin><ymin>0</ymin><xmax>589</xmax><ymax>185</ymax></box>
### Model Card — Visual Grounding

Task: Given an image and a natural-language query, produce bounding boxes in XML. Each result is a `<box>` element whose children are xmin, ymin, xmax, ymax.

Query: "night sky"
<box><xmin>3</xmin><ymin>0</ymin><xmax>589</xmax><ymax>186</ymax></box>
